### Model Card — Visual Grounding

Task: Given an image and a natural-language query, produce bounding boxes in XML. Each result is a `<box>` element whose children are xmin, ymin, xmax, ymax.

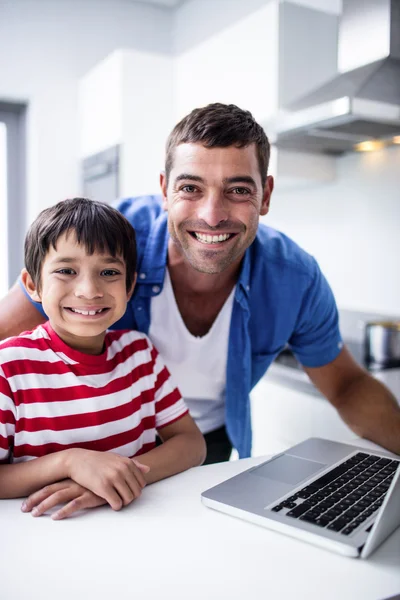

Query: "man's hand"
<box><xmin>64</xmin><ymin>450</ymin><xmax>150</xmax><ymax>510</ymax></box>
<box><xmin>21</xmin><ymin>479</ymin><xmax>106</xmax><ymax>520</ymax></box>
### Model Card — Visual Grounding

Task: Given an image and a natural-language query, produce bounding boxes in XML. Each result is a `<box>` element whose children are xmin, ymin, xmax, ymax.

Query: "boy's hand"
<box><xmin>64</xmin><ymin>449</ymin><xmax>150</xmax><ymax>510</ymax></box>
<box><xmin>21</xmin><ymin>479</ymin><xmax>106</xmax><ymax>520</ymax></box>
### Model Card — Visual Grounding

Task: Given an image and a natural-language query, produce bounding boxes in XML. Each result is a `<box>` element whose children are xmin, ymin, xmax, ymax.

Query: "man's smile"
<box><xmin>191</xmin><ymin>232</ymin><xmax>237</xmax><ymax>245</ymax></box>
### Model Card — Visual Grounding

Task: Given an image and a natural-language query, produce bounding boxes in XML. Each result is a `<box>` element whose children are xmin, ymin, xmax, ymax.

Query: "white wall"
<box><xmin>173</xmin><ymin>2</ymin><xmax>279</xmax><ymax>124</ymax></box>
<box><xmin>0</xmin><ymin>0</ymin><xmax>173</xmax><ymax>227</ymax></box>
<box><xmin>265</xmin><ymin>145</ymin><xmax>400</xmax><ymax>314</ymax></box>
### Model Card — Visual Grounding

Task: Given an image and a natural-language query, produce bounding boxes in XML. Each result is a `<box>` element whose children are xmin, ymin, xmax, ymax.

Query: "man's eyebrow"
<box><xmin>223</xmin><ymin>176</ymin><xmax>257</xmax><ymax>187</ymax></box>
<box><xmin>174</xmin><ymin>173</ymin><xmax>205</xmax><ymax>184</ymax></box>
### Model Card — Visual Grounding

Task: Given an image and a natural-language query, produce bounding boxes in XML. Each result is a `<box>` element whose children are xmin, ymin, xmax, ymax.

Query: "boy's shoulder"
<box><xmin>105</xmin><ymin>328</ymin><xmax>154</xmax><ymax>354</ymax></box>
<box><xmin>0</xmin><ymin>325</ymin><xmax>50</xmax><ymax>369</ymax></box>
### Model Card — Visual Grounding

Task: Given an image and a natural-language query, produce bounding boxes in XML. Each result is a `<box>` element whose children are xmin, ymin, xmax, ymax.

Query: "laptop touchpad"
<box><xmin>250</xmin><ymin>454</ymin><xmax>326</xmax><ymax>485</ymax></box>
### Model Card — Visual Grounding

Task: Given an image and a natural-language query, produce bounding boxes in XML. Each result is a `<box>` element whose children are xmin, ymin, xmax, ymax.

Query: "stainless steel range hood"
<box><xmin>270</xmin><ymin>0</ymin><xmax>400</xmax><ymax>155</ymax></box>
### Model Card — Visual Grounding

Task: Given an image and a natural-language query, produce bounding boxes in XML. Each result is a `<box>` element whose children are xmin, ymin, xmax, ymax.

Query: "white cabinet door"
<box><xmin>250</xmin><ymin>377</ymin><xmax>358</xmax><ymax>457</ymax></box>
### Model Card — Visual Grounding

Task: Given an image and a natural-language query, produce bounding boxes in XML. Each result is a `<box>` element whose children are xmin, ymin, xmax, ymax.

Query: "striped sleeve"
<box><xmin>149</xmin><ymin>343</ymin><xmax>188</xmax><ymax>430</ymax></box>
<box><xmin>0</xmin><ymin>366</ymin><xmax>16</xmax><ymax>463</ymax></box>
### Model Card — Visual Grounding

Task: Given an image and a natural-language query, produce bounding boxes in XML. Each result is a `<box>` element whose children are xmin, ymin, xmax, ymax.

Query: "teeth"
<box><xmin>194</xmin><ymin>232</ymin><xmax>231</xmax><ymax>244</ymax></box>
<box><xmin>70</xmin><ymin>308</ymin><xmax>104</xmax><ymax>315</ymax></box>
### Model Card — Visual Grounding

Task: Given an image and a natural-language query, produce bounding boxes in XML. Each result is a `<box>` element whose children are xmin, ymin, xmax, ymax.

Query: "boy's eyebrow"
<box><xmin>50</xmin><ymin>256</ymin><xmax>125</xmax><ymax>266</ymax></box>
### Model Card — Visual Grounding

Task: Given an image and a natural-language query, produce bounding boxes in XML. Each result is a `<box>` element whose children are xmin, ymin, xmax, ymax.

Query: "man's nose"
<box><xmin>74</xmin><ymin>276</ymin><xmax>103</xmax><ymax>299</ymax></box>
<box><xmin>197</xmin><ymin>193</ymin><xmax>229</xmax><ymax>228</ymax></box>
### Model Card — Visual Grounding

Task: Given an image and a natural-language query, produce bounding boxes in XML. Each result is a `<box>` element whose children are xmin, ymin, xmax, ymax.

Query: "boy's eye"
<box><xmin>101</xmin><ymin>269</ymin><xmax>120</xmax><ymax>277</ymax></box>
<box><xmin>55</xmin><ymin>268</ymin><xmax>75</xmax><ymax>275</ymax></box>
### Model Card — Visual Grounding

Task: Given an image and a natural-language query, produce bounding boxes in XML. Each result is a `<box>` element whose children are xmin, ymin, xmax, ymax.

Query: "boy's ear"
<box><xmin>21</xmin><ymin>268</ymin><xmax>42</xmax><ymax>303</ymax></box>
<box><xmin>127</xmin><ymin>272</ymin><xmax>137</xmax><ymax>301</ymax></box>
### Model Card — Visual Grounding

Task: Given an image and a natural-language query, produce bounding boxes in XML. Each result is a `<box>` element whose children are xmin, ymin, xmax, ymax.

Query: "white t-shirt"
<box><xmin>149</xmin><ymin>269</ymin><xmax>235</xmax><ymax>434</ymax></box>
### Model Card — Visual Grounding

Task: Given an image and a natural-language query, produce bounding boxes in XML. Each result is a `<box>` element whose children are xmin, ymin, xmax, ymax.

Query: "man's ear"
<box><xmin>21</xmin><ymin>268</ymin><xmax>42</xmax><ymax>303</ymax></box>
<box><xmin>126</xmin><ymin>272</ymin><xmax>137</xmax><ymax>302</ymax></box>
<box><xmin>160</xmin><ymin>171</ymin><xmax>168</xmax><ymax>211</ymax></box>
<box><xmin>260</xmin><ymin>175</ymin><xmax>274</xmax><ymax>216</ymax></box>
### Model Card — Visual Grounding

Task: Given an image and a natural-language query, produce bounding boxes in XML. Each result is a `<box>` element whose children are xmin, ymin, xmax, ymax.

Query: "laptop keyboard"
<box><xmin>271</xmin><ymin>452</ymin><xmax>399</xmax><ymax>535</ymax></box>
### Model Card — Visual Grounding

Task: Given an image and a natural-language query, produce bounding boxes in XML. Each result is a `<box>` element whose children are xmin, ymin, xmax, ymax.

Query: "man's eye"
<box><xmin>55</xmin><ymin>268</ymin><xmax>75</xmax><ymax>275</ymax></box>
<box><xmin>101</xmin><ymin>269</ymin><xmax>120</xmax><ymax>277</ymax></box>
<box><xmin>230</xmin><ymin>187</ymin><xmax>250</xmax><ymax>195</ymax></box>
<box><xmin>181</xmin><ymin>185</ymin><xmax>197</xmax><ymax>193</ymax></box>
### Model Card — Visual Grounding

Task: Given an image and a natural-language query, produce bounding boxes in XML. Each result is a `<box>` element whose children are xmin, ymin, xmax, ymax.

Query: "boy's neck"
<box><xmin>50</xmin><ymin>323</ymin><xmax>106</xmax><ymax>355</ymax></box>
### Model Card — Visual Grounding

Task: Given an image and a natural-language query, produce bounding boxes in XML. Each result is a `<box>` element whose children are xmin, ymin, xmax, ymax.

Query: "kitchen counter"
<box><xmin>267</xmin><ymin>356</ymin><xmax>400</xmax><ymax>403</ymax></box>
<box><xmin>267</xmin><ymin>309</ymin><xmax>400</xmax><ymax>404</ymax></box>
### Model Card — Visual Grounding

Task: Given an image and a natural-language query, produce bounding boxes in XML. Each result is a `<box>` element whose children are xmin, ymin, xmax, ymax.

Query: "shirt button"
<box><xmin>152</xmin><ymin>285</ymin><xmax>160</xmax><ymax>293</ymax></box>
<box><xmin>137</xmin><ymin>307</ymin><xmax>143</xmax><ymax>311</ymax></box>
<box><xmin>139</xmin><ymin>273</ymin><xmax>146</xmax><ymax>280</ymax></box>
<box><xmin>246</xmin><ymin>285</ymin><xmax>250</xmax><ymax>292</ymax></box>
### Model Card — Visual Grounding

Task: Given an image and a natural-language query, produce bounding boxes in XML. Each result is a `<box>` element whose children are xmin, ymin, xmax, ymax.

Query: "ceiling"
<box><xmin>132</xmin><ymin>0</ymin><xmax>184</xmax><ymax>7</ymax></box>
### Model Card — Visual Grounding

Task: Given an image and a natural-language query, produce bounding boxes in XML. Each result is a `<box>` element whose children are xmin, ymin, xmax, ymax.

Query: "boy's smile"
<box><xmin>26</xmin><ymin>232</ymin><xmax>133</xmax><ymax>354</ymax></box>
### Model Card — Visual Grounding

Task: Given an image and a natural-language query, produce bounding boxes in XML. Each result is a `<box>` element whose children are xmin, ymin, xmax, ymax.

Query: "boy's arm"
<box><xmin>0</xmin><ymin>282</ymin><xmax>46</xmax><ymax>340</ymax></box>
<box><xmin>0</xmin><ymin>448</ymin><xmax>148</xmax><ymax>506</ymax></box>
<box><xmin>21</xmin><ymin>414</ymin><xmax>205</xmax><ymax>520</ymax></box>
<box><xmin>137</xmin><ymin>413</ymin><xmax>206</xmax><ymax>484</ymax></box>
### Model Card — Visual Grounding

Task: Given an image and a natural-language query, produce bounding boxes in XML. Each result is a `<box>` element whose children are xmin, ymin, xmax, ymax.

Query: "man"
<box><xmin>1</xmin><ymin>103</ymin><xmax>399</xmax><ymax>464</ymax></box>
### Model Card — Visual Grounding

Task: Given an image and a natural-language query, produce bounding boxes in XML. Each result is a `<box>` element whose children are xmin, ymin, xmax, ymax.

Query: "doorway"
<box><xmin>0</xmin><ymin>101</ymin><xmax>27</xmax><ymax>294</ymax></box>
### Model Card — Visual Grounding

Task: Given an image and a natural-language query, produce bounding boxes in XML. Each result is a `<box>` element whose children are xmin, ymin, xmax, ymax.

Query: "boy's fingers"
<box><xmin>21</xmin><ymin>482</ymin><xmax>65</xmax><ymax>512</ymax></box>
<box><xmin>31</xmin><ymin>489</ymin><xmax>76</xmax><ymax>517</ymax></box>
<box><xmin>52</xmin><ymin>493</ymin><xmax>106</xmax><ymax>521</ymax></box>
<box><xmin>132</xmin><ymin>459</ymin><xmax>150</xmax><ymax>474</ymax></box>
<box><xmin>130</xmin><ymin>460</ymin><xmax>148</xmax><ymax>488</ymax></box>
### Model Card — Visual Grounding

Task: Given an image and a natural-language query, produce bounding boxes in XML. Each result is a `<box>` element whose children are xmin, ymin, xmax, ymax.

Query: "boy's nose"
<box><xmin>197</xmin><ymin>193</ymin><xmax>229</xmax><ymax>228</ymax></box>
<box><xmin>74</xmin><ymin>277</ymin><xmax>103</xmax><ymax>299</ymax></box>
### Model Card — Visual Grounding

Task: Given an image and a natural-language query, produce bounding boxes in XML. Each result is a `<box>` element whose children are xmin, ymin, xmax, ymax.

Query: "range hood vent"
<box><xmin>269</xmin><ymin>0</ymin><xmax>400</xmax><ymax>155</ymax></box>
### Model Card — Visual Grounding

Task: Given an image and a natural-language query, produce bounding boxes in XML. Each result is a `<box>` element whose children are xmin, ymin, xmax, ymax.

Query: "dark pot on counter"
<box><xmin>364</xmin><ymin>321</ymin><xmax>400</xmax><ymax>369</ymax></box>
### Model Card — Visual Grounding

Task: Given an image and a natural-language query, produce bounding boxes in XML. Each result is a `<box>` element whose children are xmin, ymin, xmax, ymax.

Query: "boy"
<box><xmin>0</xmin><ymin>197</ymin><xmax>206</xmax><ymax>519</ymax></box>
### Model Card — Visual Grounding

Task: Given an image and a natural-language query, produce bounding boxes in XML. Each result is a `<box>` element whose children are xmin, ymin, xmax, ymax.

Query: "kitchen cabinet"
<box><xmin>250</xmin><ymin>376</ymin><xmax>358</xmax><ymax>458</ymax></box>
<box><xmin>79</xmin><ymin>49</ymin><xmax>174</xmax><ymax>199</ymax></box>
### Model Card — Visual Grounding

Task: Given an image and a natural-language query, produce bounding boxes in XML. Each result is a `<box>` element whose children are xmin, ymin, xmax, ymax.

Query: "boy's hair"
<box><xmin>165</xmin><ymin>103</ymin><xmax>271</xmax><ymax>187</ymax></box>
<box><xmin>24</xmin><ymin>197</ymin><xmax>137</xmax><ymax>292</ymax></box>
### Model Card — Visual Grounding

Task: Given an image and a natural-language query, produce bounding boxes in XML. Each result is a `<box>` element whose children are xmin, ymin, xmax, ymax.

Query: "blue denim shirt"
<box><xmin>24</xmin><ymin>195</ymin><xmax>342</xmax><ymax>458</ymax></box>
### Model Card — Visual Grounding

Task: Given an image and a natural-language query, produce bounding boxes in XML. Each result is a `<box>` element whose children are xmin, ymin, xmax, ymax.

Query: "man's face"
<box><xmin>161</xmin><ymin>143</ymin><xmax>273</xmax><ymax>275</ymax></box>
<box><xmin>25</xmin><ymin>231</ymin><xmax>133</xmax><ymax>354</ymax></box>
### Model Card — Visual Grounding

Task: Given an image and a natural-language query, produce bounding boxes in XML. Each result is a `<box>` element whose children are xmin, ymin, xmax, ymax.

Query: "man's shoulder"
<box><xmin>114</xmin><ymin>195</ymin><xmax>163</xmax><ymax>233</ymax></box>
<box><xmin>254</xmin><ymin>223</ymin><xmax>316</xmax><ymax>278</ymax></box>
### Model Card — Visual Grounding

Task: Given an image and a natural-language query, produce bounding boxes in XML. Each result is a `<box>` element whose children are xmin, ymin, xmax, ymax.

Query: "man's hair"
<box><xmin>165</xmin><ymin>103</ymin><xmax>270</xmax><ymax>187</ymax></box>
<box><xmin>24</xmin><ymin>197</ymin><xmax>137</xmax><ymax>292</ymax></box>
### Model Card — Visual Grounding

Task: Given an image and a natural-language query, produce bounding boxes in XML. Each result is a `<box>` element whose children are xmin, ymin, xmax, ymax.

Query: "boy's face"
<box><xmin>24</xmin><ymin>231</ymin><xmax>133</xmax><ymax>354</ymax></box>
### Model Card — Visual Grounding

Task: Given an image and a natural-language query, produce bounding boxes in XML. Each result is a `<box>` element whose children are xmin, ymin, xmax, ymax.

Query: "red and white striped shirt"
<box><xmin>0</xmin><ymin>322</ymin><xmax>188</xmax><ymax>463</ymax></box>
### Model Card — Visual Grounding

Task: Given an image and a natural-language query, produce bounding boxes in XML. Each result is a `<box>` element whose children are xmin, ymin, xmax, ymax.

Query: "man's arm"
<box><xmin>304</xmin><ymin>346</ymin><xmax>400</xmax><ymax>455</ymax></box>
<box><xmin>0</xmin><ymin>282</ymin><xmax>46</xmax><ymax>340</ymax></box>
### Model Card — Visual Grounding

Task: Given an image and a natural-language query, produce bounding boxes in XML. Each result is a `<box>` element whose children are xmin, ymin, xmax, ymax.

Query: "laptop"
<box><xmin>201</xmin><ymin>438</ymin><xmax>400</xmax><ymax>558</ymax></box>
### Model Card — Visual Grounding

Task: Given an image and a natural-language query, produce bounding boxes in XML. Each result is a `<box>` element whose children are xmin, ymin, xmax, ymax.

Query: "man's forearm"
<box><xmin>335</xmin><ymin>373</ymin><xmax>400</xmax><ymax>455</ymax></box>
<box><xmin>0</xmin><ymin>451</ymin><xmax>70</xmax><ymax>498</ymax></box>
<box><xmin>0</xmin><ymin>282</ymin><xmax>46</xmax><ymax>341</ymax></box>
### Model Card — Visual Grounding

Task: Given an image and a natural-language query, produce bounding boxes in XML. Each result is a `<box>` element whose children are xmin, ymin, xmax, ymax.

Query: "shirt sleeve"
<box><xmin>148</xmin><ymin>341</ymin><xmax>188</xmax><ymax>430</ymax></box>
<box><xmin>0</xmin><ymin>367</ymin><xmax>16</xmax><ymax>463</ymax></box>
<box><xmin>288</xmin><ymin>258</ymin><xmax>343</xmax><ymax>368</ymax></box>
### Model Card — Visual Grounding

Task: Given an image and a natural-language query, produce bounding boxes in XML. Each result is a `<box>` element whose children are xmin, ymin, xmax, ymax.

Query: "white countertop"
<box><xmin>1</xmin><ymin>445</ymin><xmax>399</xmax><ymax>600</ymax></box>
